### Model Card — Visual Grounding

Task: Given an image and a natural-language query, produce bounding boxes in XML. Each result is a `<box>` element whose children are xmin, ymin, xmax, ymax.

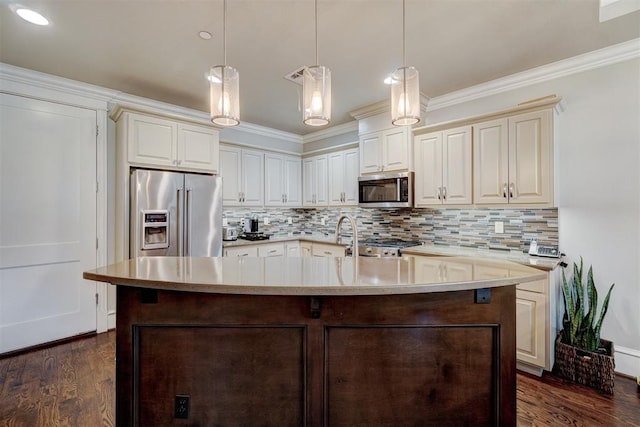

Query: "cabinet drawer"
<box><xmin>224</xmin><ymin>246</ymin><xmax>258</xmax><ymax>257</ymax></box>
<box><xmin>516</xmin><ymin>277</ymin><xmax>546</xmax><ymax>293</ymax></box>
<box><xmin>312</xmin><ymin>243</ymin><xmax>345</xmax><ymax>257</ymax></box>
<box><xmin>258</xmin><ymin>243</ymin><xmax>285</xmax><ymax>257</ymax></box>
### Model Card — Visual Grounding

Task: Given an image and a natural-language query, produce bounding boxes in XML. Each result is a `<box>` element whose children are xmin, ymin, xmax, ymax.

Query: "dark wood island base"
<box><xmin>116</xmin><ymin>285</ymin><xmax>516</xmax><ymax>426</ymax></box>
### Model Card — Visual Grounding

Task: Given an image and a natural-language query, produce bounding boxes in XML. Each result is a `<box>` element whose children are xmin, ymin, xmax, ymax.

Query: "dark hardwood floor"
<box><xmin>0</xmin><ymin>330</ymin><xmax>638</xmax><ymax>426</ymax></box>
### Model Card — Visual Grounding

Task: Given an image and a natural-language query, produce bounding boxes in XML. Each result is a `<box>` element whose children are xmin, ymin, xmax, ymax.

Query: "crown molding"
<box><xmin>427</xmin><ymin>38</ymin><xmax>640</xmax><ymax>111</ymax></box>
<box><xmin>302</xmin><ymin>121</ymin><xmax>358</xmax><ymax>143</ymax></box>
<box><xmin>349</xmin><ymin>94</ymin><xmax>430</xmax><ymax>121</ymax></box>
<box><xmin>232</xmin><ymin>121</ymin><xmax>303</xmax><ymax>144</ymax></box>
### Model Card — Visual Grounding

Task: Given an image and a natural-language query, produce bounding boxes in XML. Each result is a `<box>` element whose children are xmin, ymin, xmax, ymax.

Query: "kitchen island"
<box><xmin>84</xmin><ymin>255</ymin><xmax>545</xmax><ymax>427</ymax></box>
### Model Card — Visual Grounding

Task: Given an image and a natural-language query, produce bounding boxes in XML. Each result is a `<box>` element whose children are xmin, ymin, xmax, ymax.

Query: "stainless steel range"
<box><xmin>358</xmin><ymin>238</ymin><xmax>422</xmax><ymax>257</ymax></box>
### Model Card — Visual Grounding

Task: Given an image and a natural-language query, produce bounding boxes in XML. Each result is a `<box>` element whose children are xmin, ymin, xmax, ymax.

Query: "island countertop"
<box><xmin>83</xmin><ymin>255</ymin><xmax>546</xmax><ymax>296</ymax></box>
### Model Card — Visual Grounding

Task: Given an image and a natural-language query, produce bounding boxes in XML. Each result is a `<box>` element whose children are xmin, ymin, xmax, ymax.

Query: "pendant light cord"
<box><xmin>314</xmin><ymin>0</ymin><xmax>319</xmax><ymax>66</ymax></box>
<box><xmin>402</xmin><ymin>0</ymin><xmax>406</xmax><ymax>67</ymax></box>
<box><xmin>223</xmin><ymin>0</ymin><xmax>227</xmax><ymax>66</ymax></box>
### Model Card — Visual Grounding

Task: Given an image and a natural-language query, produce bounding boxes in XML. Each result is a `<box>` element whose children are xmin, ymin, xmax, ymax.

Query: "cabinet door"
<box><xmin>508</xmin><ymin>110</ymin><xmax>552</xmax><ymax>204</ymax></box>
<box><xmin>303</xmin><ymin>158</ymin><xmax>316</xmax><ymax>206</ymax></box>
<box><xmin>300</xmin><ymin>242</ymin><xmax>312</xmax><ymax>257</ymax></box>
<box><xmin>264</xmin><ymin>153</ymin><xmax>285</xmax><ymax>206</ymax></box>
<box><xmin>516</xmin><ymin>288</ymin><xmax>547</xmax><ymax>368</ymax></box>
<box><xmin>328</xmin><ymin>151</ymin><xmax>346</xmax><ymax>205</ymax></box>
<box><xmin>414</xmin><ymin>132</ymin><xmax>443</xmax><ymax>206</ymax></box>
<box><xmin>219</xmin><ymin>145</ymin><xmax>242</xmax><ymax>206</ymax></box>
<box><xmin>442</xmin><ymin>126</ymin><xmax>472</xmax><ymax>205</ymax></box>
<box><xmin>241</xmin><ymin>149</ymin><xmax>264</xmax><ymax>206</ymax></box>
<box><xmin>177</xmin><ymin>123</ymin><xmax>219</xmax><ymax>173</ymax></box>
<box><xmin>359</xmin><ymin>133</ymin><xmax>382</xmax><ymax>174</ymax></box>
<box><xmin>127</xmin><ymin>113</ymin><xmax>177</xmax><ymax>167</ymax></box>
<box><xmin>382</xmin><ymin>127</ymin><xmax>409</xmax><ymax>172</ymax></box>
<box><xmin>314</xmin><ymin>155</ymin><xmax>329</xmax><ymax>205</ymax></box>
<box><xmin>342</xmin><ymin>148</ymin><xmax>359</xmax><ymax>205</ymax></box>
<box><xmin>283</xmin><ymin>156</ymin><xmax>302</xmax><ymax>206</ymax></box>
<box><xmin>473</xmin><ymin>118</ymin><xmax>509</xmax><ymax>204</ymax></box>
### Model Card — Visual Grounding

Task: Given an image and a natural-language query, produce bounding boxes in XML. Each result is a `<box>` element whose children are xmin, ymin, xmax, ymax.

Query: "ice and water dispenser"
<box><xmin>141</xmin><ymin>210</ymin><xmax>169</xmax><ymax>250</ymax></box>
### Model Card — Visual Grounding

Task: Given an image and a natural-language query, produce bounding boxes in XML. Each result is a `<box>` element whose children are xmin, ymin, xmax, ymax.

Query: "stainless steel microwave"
<box><xmin>358</xmin><ymin>172</ymin><xmax>414</xmax><ymax>208</ymax></box>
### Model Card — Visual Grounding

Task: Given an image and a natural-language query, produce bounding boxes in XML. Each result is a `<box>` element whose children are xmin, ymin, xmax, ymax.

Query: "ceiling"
<box><xmin>1</xmin><ymin>0</ymin><xmax>639</xmax><ymax>136</ymax></box>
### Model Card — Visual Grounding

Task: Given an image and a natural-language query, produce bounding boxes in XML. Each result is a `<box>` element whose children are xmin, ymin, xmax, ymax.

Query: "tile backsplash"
<box><xmin>223</xmin><ymin>206</ymin><xmax>558</xmax><ymax>254</ymax></box>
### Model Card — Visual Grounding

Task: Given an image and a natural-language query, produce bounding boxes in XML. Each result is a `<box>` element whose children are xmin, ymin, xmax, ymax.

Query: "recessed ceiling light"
<box><xmin>199</xmin><ymin>31</ymin><xmax>212</xmax><ymax>40</ymax></box>
<box><xmin>14</xmin><ymin>7</ymin><xmax>49</xmax><ymax>26</ymax></box>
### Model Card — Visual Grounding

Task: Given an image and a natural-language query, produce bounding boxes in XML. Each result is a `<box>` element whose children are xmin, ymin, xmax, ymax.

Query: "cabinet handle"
<box><xmin>509</xmin><ymin>183</ymin><xmax>515</xmax><ymax>199</ymax></box>
<box><xmin>437</xmin><ymin>187</ymin><xmax>441</xmax><ymax>200</ymax></box>
<box><xmin>442</xmin><ymin>186</ymin><xmax>447</xmax><ymax>200</ymax></box>
<box><xmin>238</xmin><ymin>192</ymin><xmax>242</xmax><ymax>202</ymax></box>
<box><xmin>239</xmin><ymin>253</ymin><xmax>249</xmax><ymax>257</ymax></box>
<box><xmin>268</xmin><ymin>249</ymin><xmax>277</xmax><ymax>254</ymax></box>
<box><xmin>285</xmin><ymin>194</ymin><xmax>288</xmax><ymax>203</ymax></box>
<box><xmin>323</xmin><ymin>251</ymin><xmax>332</xmax><ymax>255</ymax></box>
<box><xmin>503</xmin><ymin>183</ymin><xmax>508</xmax><ymax>199</ymax></box>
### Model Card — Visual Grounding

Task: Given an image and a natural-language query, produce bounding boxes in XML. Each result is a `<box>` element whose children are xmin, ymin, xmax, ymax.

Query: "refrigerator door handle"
<box><xmin>177</xmin><ymin>188</ymin><xmax>184</xmax><ymax>256</ymax></box>
<box><xmin>185</xmin><ymin>188</ymin><xmax>192</xmax><ymax>256</ymax></box>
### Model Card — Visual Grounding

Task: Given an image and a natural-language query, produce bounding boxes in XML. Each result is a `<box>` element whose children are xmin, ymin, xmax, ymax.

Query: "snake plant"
<box><xmin>561</xmin><ymin>257</ymin><xmax>615</xmax><ymax>353</ymax></box>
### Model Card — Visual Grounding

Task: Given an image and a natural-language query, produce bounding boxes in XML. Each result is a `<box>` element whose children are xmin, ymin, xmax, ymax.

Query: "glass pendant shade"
<box><xmin>303</xmin><ymin>65</ymin><xmax>331</xmax><ymax>126</ymax></box>
<box><xmin>391</xmin><ymin>66</ymin><xmax>420</xmax><ymax>126</ymax></box>
<box><xmin>210</xmin><ymin>65</ymin><xmax>240</xmax><ymax>127</ymax></box>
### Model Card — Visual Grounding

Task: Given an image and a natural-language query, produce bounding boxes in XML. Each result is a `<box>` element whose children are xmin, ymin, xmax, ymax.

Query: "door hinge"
<box><xmin>95</xmin><ymin>293</ymin><xmax>99</xmax><ymax>305</ymax></box>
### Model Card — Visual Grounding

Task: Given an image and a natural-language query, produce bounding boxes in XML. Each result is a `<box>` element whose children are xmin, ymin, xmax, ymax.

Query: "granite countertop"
<box><xmin>401</xmin><ymin>244</ymin><xmax>562</xmax><ymax>271</ymax></box>
<box><xmin>84</xmin><ymin>255</ymin><xmax>546</xmax><ymax>296</ymax></box>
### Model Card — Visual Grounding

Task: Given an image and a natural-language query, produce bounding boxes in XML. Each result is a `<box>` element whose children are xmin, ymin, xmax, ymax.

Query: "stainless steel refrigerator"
<box><xmin>130</xmin><ymin>169</ymin><xmax>223</xmax><ymax>257</ymax></box>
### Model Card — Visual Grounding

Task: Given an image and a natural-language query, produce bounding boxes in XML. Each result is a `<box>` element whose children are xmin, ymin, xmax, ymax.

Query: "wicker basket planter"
<box><xmin>554</xmin><ymin>331</ymin><xmax>615</xmax><ymax>394</ymax></box>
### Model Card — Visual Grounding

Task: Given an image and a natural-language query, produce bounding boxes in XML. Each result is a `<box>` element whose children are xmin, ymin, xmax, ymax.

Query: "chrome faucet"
<box><xmin>335</xmin><ymin>214</ymin><xmax>359</xmax><ymax>258</ymax></box>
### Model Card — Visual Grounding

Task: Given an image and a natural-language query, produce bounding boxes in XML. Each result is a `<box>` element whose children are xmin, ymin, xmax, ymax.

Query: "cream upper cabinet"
<box><xmin>359</xmin><ymin>127</ymin><xmax>410</xmax><ymax>174</ymax></box>
<box><xmin>473</xmin><ymin>109</ymin><xmax>553</xmax><ymax>205</ymax></box>
<box><xmin>219</xmin><ymin>144</ymin><xmax>263</xmax><ymax>206</ymax></box>
<box><xmin>414</xmin><ymin>126</ymin><xmax>472</xmax><ymax>206</ymax></box>
<box><xmin>264</xmin><ymin>153</ymin><xmax>302</xmax><ymax>207</ymax></box>
<box><xmin>328</xmin><ymin>148</ymin><xmax>359</xmax><ymax>206</ymax></box>
<box><xmin>303</xmin><ymin>154</ymin><xmax>329</xmax><ymax>207</ymax></box>
<box><xmin>125</xmin><ymin>112</ymin><xmax>219</xmax><ymax>173</ymax></box>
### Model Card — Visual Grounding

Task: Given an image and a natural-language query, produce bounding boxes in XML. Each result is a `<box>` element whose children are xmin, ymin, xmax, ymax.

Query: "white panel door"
<box><xmin>283</xmin><ymin>155</ymin><xmax>302</xmax><ymax>206</ymax></box>
<box><xmin>0</xmin><ymin>93</ymin><xmax>97</xmax><ymax>353</ymax></box>
<box><xmin>442</xmin><ymin>126</ymin><xmax>473</xmax><ymax>205</ymax></box>
<box><xmin>473</xmin><ymin>118</ymin><xmax>509</xmax><ymax>204</ymax></box>
<box><xmin>382</xmin><ymin>127</ymin><xmax>409</xmax><ymax>172</ymax></box>
<box><xmin>219</xmin><ymin>145</ymin><xmax>242</xmax><ymax>206</ymax></box>
<box><xmin>241</xmin><ymin>149</ymin><xmax>264</xmax><ymax>206</ymax></box>
<box><xmin>177</xmin><ymin>123</ymin><xmax>219</xmax><ymax>173</ymax></box>
<box><xmin>264</xmin><ymin>153</ymin><xmax>285</xmax><ymax>206</ymax></box>
<box><xmin>342</xmin><ymin>148</ymin><xmax>359</xmax><ymax>205</ymax></box>
<box><xmin>359</xmin><ymin>133</ymin><xmax>381</xmax><ymax>174</ymax></box>
<box><xmin>327</xmin><ymin>151</ymin><xmax>345</xmax><ymax>205</ymax></box>
<box><xmin>414</xmin><ymin>132</ymin><xmax>443</xmax><ymax>206</ymax></box>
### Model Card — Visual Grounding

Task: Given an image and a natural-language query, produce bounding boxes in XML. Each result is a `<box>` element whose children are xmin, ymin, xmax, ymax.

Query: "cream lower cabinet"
<box><xmin>311</xmin><ymin>242</ymin><xmax>346</xmax><ymax>257</ymax></box>
<box><xmin>414</xmin><ymin>126</ymin><xmax>472</xmax><ymax>206</ymax></box>
<box><xmin>474</xmin><ymin>263</ymin><xmax>556</xmax><ymax>376</ymax></box>
<box><xmin>300</xmin><ymin>242</ymin><xmax>312</xmax><ymax>257</ymax></box>
<box><xmin>473</xmin><ymin>109</ymin><xmax>553</xmax><ymax>205</ymax></box>
<box><xmin>121</xmin><ymin>111</ymin><xmax>219</xmax><ymax>173</ymax></box>
<box><xmin>224</xmin><ymin>245</ymin><xmax>259</xmax><ymax>257</ymax></box>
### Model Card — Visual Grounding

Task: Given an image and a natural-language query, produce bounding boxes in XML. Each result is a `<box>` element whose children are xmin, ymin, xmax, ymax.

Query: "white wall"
<box><xmin>419</xmin><ymin>58</ymin><xmax>640</xmax><ymax>376</ymax></box>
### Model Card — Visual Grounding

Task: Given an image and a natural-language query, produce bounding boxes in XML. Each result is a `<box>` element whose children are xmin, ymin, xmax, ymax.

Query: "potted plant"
<box><xmin>555</xmin><ymin>257</ymin><xmax>615</xmax><ymax>394</ymax></box>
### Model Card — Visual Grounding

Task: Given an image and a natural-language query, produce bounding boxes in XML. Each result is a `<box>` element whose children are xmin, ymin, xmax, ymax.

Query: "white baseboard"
<box><xmin>615</xmin><ymin>345</ymin><xmax>640</xmax><ymax>378</ymax></box>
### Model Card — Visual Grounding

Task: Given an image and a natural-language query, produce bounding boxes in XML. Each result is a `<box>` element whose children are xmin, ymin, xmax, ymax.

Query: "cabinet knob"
<box><xmin>502</xmin><ymin>183</ymin><xmax>508</xmax><ymax>199</ymax></box>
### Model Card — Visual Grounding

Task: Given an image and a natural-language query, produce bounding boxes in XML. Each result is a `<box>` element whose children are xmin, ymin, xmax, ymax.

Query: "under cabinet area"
<box><xmin>359</xmin><ymin>127</ymin><xmax>411</xmax><ymax>174</ymax></box>
<box><xmin>473</xmin><ymin>109</ymin><xmax>553</xmax><ymax>205</ymax></box>
<box><xmin>414</xmin><ymin>126</ymin><xmax>473</xmax><ymax>206</ymax></box>
<box><xmin>120</xmin><ymin>111</ymin><xmax>219</xmax><ymax>173</ymax></box>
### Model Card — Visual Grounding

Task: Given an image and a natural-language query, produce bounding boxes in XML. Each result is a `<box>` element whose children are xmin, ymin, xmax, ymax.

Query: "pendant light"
<box><xmin>303</xmin><ymin>0</ymin><xmax>331</xmax><ymax>126</ymax></box>
<box><xmin>391</xmin><ymin>0</ymin><xmax>420</xmax><ymax>126</ymax></box>
<box><xmin>210</xmin><ymin>0</ymin><xmax>240</xmax><ymax>127</ymax></box>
